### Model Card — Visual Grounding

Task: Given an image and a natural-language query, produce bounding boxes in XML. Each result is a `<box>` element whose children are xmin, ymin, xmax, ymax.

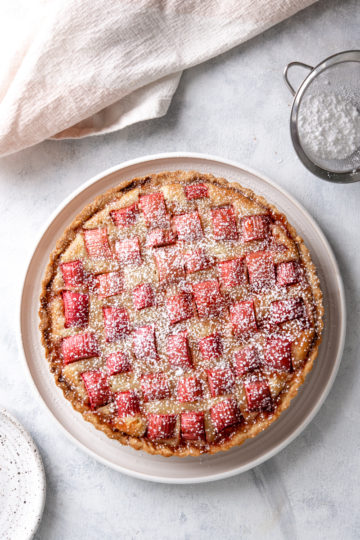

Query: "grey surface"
<box><xmin>0</xmin><ymin>0</ymin><xmax>359</xmax><ymax>538</ymax></box>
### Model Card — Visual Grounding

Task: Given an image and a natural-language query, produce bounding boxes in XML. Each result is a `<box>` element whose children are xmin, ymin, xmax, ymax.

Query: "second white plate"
<box><xmin>19</xmin><ymin>153</ymin><xmax>345</xmax><ymax>483</ymax></box>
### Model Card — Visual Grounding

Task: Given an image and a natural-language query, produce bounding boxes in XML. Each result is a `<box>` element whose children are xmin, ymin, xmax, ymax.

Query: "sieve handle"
<box><xmin>283</xmin><ymin>62</ymin><xmax>314</xmax><ymax>96</ymax></box>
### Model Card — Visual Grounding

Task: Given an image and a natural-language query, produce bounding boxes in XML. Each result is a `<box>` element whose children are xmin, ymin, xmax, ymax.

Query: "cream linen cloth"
<box><xmin>0</xmin><ymin>0</ymin><xmax>316</xmax><ymax>157</ymax></box>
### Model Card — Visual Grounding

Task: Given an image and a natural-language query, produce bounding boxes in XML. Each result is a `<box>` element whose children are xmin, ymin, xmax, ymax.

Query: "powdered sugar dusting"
<box><xmin>298</xmin><ymin>92</ymin><xmax>360</xmax><ymax>161</ymax></box>
<box><xmin>44</xmin><ymin>175</ymin><xmax>319</xmax><ymax>453</ymax></box>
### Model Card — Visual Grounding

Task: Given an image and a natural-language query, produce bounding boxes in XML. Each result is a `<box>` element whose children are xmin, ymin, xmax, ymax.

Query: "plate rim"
<box><xmin>18</xmin><ymin>151</ymin><xmax>346</xmax><ymax>484</ymax></box>
<box><xmin>0</xmin><ymin>408</ymin><xmax>46</xmax><ymax>538</ymax></box>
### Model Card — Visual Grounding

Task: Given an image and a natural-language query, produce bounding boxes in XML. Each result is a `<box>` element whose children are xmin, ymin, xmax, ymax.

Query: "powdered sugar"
<box><xmin>298</xmin><ymin>92</ymin><xmax>360</xmax><ymax>160</ymax></box>
<box><xmin>42</xmin><ymin>174</ymin><xmax>320</xmax><ymax>453</ymax></box>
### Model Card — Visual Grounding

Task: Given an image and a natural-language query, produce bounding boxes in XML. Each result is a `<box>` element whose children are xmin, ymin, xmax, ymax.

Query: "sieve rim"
<box><xmin>286</xmin><ymin>49</ymin><xmax>360</xmax><ymax>183</ymax></box>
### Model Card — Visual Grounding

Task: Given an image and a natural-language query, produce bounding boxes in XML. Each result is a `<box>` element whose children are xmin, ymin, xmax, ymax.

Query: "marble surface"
<box><xmin>0</xmin><ymin>0</ymin><xmax>359</xmax><ymax>538</ymax></box>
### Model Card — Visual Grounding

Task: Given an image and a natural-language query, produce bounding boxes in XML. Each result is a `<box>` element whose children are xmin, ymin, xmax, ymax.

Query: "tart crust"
<box><xmin>39</xmin><ymin>170</ymin><xmax>323</xmax><ymax>457</ymax></box>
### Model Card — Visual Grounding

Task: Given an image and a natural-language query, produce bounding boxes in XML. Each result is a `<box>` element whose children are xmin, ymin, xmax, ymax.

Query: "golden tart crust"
<box><xmin>39</xmin><ymin>170</ymin><xmax>323</xmax><ymax>457</ymax></box>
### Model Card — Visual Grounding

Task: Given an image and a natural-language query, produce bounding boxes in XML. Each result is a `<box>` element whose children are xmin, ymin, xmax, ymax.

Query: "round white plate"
<box><xmin>19</xmin><ymin>153</ymin><xmax>345</xmax><ymax>484</ymax></box>
<box><xmin>0</xmin><ymin>409</ymin><xmax>46</xmax><ymax>539</ymax></box>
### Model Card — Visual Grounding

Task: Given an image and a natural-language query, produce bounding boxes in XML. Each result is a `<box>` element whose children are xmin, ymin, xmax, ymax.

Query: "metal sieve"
<box><xmin>284</xmin><ymin>50</ymin><xmax>360</xmax><ymax>183</ymax></box>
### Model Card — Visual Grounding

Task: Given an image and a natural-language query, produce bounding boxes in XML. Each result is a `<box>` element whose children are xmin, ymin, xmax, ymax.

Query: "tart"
<box><xmin>39</xmin><ymin>170</ymin><xmax>323</xmax><ymax>457</ymax></box>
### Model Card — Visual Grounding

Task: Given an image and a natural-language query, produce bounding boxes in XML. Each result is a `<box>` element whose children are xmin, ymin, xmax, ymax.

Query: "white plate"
<box><xmin>0</xmin><ymin>409</ymin><xmax>46</xmax><ymax>539</ymax></box>
<box><xmin>19</xmin><ymin>153</ymin><xmax>345</xmax><ymax>484</ymax></box>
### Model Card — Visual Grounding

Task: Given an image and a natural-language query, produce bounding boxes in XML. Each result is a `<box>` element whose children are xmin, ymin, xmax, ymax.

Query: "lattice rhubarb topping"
<box><xmin>184</xmin><ymin>183</ymin><xmax>209</xmax><ymax>200</ymax></box>
<box><xmin>139</xmin><ymin>192</ymin><xmax>170</xmax><ymax>229</ymax></box>
<box><xmin>181</xmin><ymin>411</ymin><xmax>206</xmax><ymax>440</ymax></box>
<box><xmin>199</xmin><ymin>333</ymin><xmax>223</xmax><ymax>362</ymax></box>
<box><xmin>246</xmin><ymin>250</ymin><xmax>276</xmax><ymax>290</ymax></box>
<box><xmin>192</xmin><ymin>280</ymin><xmax>223</xmax><ymax>318</ymax></box>
<box><xmin>83</xmin><ymin>228</ymin><xmax>112</xmax><ymax>259</ymax></box>
<box><xmin>218</xmin><ymin>257</ymin><xmax>246</xmax><ymax>289</ymax></box>
<box><xmin>132</xmin><ymin>325</ymin><xmax>159</xmax><ymax>362</ymax></box>
<box><xmin>276</xmin><ymin>260</ymin><xmax>300</xmax><ymax>287</ymax></box>
<box><xmin>264</xmin><ymin>337</ymin><xmax>293</xmax><ymax>372</ymax></box>
<box><xmin>166</xmin><ymin>291</ymin><xmax>194</xmax><ymax>324</ymax></box>
<box><xmin>106</xmin><ymin>351</ymin><xmax>132</xmax><ymax>376</ymax></box>
<box><xmin>141</xmin><ymin>373</ymin><xmax>171</xmax><ymax>402</ymax></box>
<box><xmin>210</xmin><ymin>398</ymin><xmax>241</xmax><ymax>433</ymax></box>
<box><xmin>177</xmin><ymin>376</ymin><xmax>203</xmax><ymax>402</ymax></box>
<box><xmin>62</xmin><ymin>291</ymin><xmax>89</xmax><ymax>328</ymax></box>
<box><xmin>147</xmin><ymin>414</ymin><xmax>177</xmax><ymax>440</ymax></box>
<box><xmin>61</xmin><ymin>332</ymin><xmax>99</xmax><ymax>365</ymax></box>
<box><xmin>233</xmin><ymin>345</ymin><xmax>261</xmax><ymax>377</ymax></box>
<box><xmin>114</xmin><ymin>237</ymin><xmax>142</xmax><ymax>266</ymax></box>
<box><xmin>132</xmin><ymin>283</ymin><xmax>155</xmax><ymax>310</ymax></box>
<box><xmin>116</xmin><ymin>390</ymin><xmax>141</xmax><ymax>416</ymax></box>
<box><xmin>185</xmin><ymin>248</ymin><xmax>212</xmax><ymax>274</ymax></box>
<box><xmin>146</xmin><ymin>228</ymin><xmax>177</xmax><ymax>248</ymax></box>
<box><xmin>81</xmin><ymin>370</ymin><xmax>111</xmax><ymax>409</ymax></box>
<box><xmin>110</xmin><ymin>202</ymin><xmax>139</xmax><ymax>228</ymax></box>
<box><xmin>102</xmin><ymin>306</ymin><xmax>131</xmax><ymax>342</ymax></box>
<box><xmin>173</xmin><ymin>211</ymin><xmax>204</xmax><ymax>241</ymax></box>
<box><xmin>211</xmin><ymin>206</ymin><xmax>238</xmax><ymax>240</ymax></box>
<box><xmin>207</xmin><ymin>368</ymin><xmax>235</xmax><ymax>397</ymax></box>
<box><xmin>40</xmin><ymin>171</ymin><xmax>322</xmax><ymax>456</ymax></box>
<box><xmin>96</xmin><ymin>272</ymin><xmax>123</xmax><ymax>298</ymax></box>
<box><xmin>166</xmin><ymin>331</ymin><xmax>193</xmax><ymax>369</ymax></box>
<box><xmin>244</xmin><ymin>376</ymin><xmax>273</xmax><ymax>412</ymax></box>
<box><xmin>60</xmin><ymin>260</ymin><xmax>86</xmax><ymax>288</ymax></box>
<box><xmin>241</xmin><ymin>214</ymin><xmax>269</xmax><ymax>242</ymax></box>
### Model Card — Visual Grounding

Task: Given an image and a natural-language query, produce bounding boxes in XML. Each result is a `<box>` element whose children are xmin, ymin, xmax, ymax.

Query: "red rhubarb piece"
<box><xmin>83</xmin><ymin>228</ymin><xmax>112</xmax><ymax>259</ymax></box>
<box><xmin>230</xmin><ymin>300</ymin><xmax>257</xmax><ymax>337</ymax></box>
<box><xmin>96</xmin><ymin>271</ymin><xmax>123</xmax><ymax>298</ymax></box>
<box><xmin>102</xmin><ymin>306</ymin><xmax>131</xmax><ymax>342</ymax></box>
<box><xmin>132</xmin><ymin>325</ymin><xmax>159</xmax><ymax>361</ymax></box>
<box><xmin>166</xmin><ymin>331</ymin><xmax>192</xmax><ymax>369</ymax></box>
<box><xmin>139</xmin><ymin>192</ymin><xmax>169</xmax><ymax>229</ymax></box>
<box><xmin>276</xmin><ymin>261</ymin><xmax>300</xmax><ymax>287</ymax></box>
<box><xmin>81</xmin><ymin>370</ymin><xmax>111</xmax><ymax>409</ymax></box>
<box><xmin>246</xmin><ymin>250</ymin><xmax>275</xmax><ymax>290</ymax></box>
<box><xmin>114</xmin><ymin>237</ymin><xmax>142</xmax><ymax>266</ymax></box>
<box><xmin>198</xmin><ymin>333</ymin><xmax>223</xmax><ymax>362</ymax></box>
<box><xmin>181</xmin><ymin>411</ymin><xmax>205</xmax><ymax>441</ymax></box>
<box><xmin>110</xmin><ymin>202</ymin><xmax>139</xmax><ymax>228</ymax></box>
<box><xmin>184</xmin><ymin>183</ymin><xmax>209</xmax><ymax>200</ymax></box>
<box><xmin>62</xmin><ymin>291</ymin><xmax>89</xmax><ymax>328</ymax></box>
<box><xmin>132</xmin><ymin>283</ymin><xmax>154</xmax><ymax>310</ymax></box>
<box><xmin>185</xmin><ymin>248</ymin><xmax>212</xmax><ymax>274</ymax></box>
<box><xmin>264</xmin><ymin>337</ymin><xmax>293</xmax><ymax>371</ymax></box>
<box><xmin>141</xmin><ymin>373</ymin><xmax>170</xmax><ymax>402</ymax></box>
<box><xmin>115</xmin><ymin>390</ymin><xmax>141</xmax><ymax>417</ymax></box>
<box><xmin>154</xmin><ymin>250</ymin><xmax>185</xmax><ymax>282</ymax></box>
<box><xmin>106</xmin><ymin>351</ymin><xmax>132</xmax><ymax>376</ymax></box>
<box><xmin>192</xmin><ymin>279</ymin><xmax>223</xmax><ymax>318</ymax></box>
<box><xmin>270</xmin><ymin>297</ymin><xmax>305</xmax><ymax>325</ymax></box>
<box><xmin>61</xmin><ymin>332</ymin><xmax>99</xmax><ymax>365</ymax></box>
<box><xmin>166</xmin><ymin>291</ymin><xmax>194</xmax><ymax>324</ymax></box>
<box><xmin>147</xmin><ymin>414</ymin><xmax>177</xmax><ymax>440</ymax></box>
<box><xmin>218</xmin><ymin>257</ymin><xmax>246</xmax><ymax>289</ymax></box>
<box><xmin>60</xmin><ymin>261</ymin><xmax>85</xmax><ymax>288</ymax></box>
<box><xmin>210</xmin><ymin>398</ymin><xmax>241</xmax><ymax>432</ymax></box>
<box><xmin>244</xmin><ymin>378</ymin><xmax>273</xmax><ymax>412</ymax></box>
<box><xmin>145</xmin><ymin>228</ymin><xmax>177</xmax><ymax>248</ymax></box>
<box><xmin>241</xmin><ymin>214</ymin><xmax>269</xmax><ymax>242</ymax></box>
<box><xmin>177</xmin><ymin>376</ymin><xmax>203</xmax><ymax>402</ymax></box>
<box><xmin>233</xmin><ymin>345</ymin><xmax>261</xmax><ymax>377</ymax></box>
<box><xmin>173</xmin><ymin>211</ymin><xmax>203</xmax><ymax>241</ymax></box>
<box><xmin>207</xmin><ymin>369</ymin><xmax>235</xmax><ymax>397</ymax></box>
<box><xmin>211</xmin><ymin>206</ymin><xmax>238</xmax><ymax>240</ymax></box>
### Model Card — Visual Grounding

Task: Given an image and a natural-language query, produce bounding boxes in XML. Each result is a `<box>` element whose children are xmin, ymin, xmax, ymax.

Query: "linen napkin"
<box><xmin>0</xmin><ymin>0</ymin><xmax>316</xmax><ymax>157</ymax></box>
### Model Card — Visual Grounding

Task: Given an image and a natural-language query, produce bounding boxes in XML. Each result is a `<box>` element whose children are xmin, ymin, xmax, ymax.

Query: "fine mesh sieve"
<box><xmin>284</xmin><ymin>50</ymin><xmax>360</xmax><ymax>183</ymax></box>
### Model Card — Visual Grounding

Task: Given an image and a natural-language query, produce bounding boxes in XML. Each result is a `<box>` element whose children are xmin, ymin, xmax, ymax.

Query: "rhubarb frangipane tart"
<box><xmin>39</xmin><ymin>171</ymin><xmax>323</xmax><ymax>457</ymax></box>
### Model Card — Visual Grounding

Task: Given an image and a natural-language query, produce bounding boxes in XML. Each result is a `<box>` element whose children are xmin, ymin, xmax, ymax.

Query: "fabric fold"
<box><xmin>0</xmin><ymin>0</ymin><xmax>316</xmax><ymax>156</ymax></box>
